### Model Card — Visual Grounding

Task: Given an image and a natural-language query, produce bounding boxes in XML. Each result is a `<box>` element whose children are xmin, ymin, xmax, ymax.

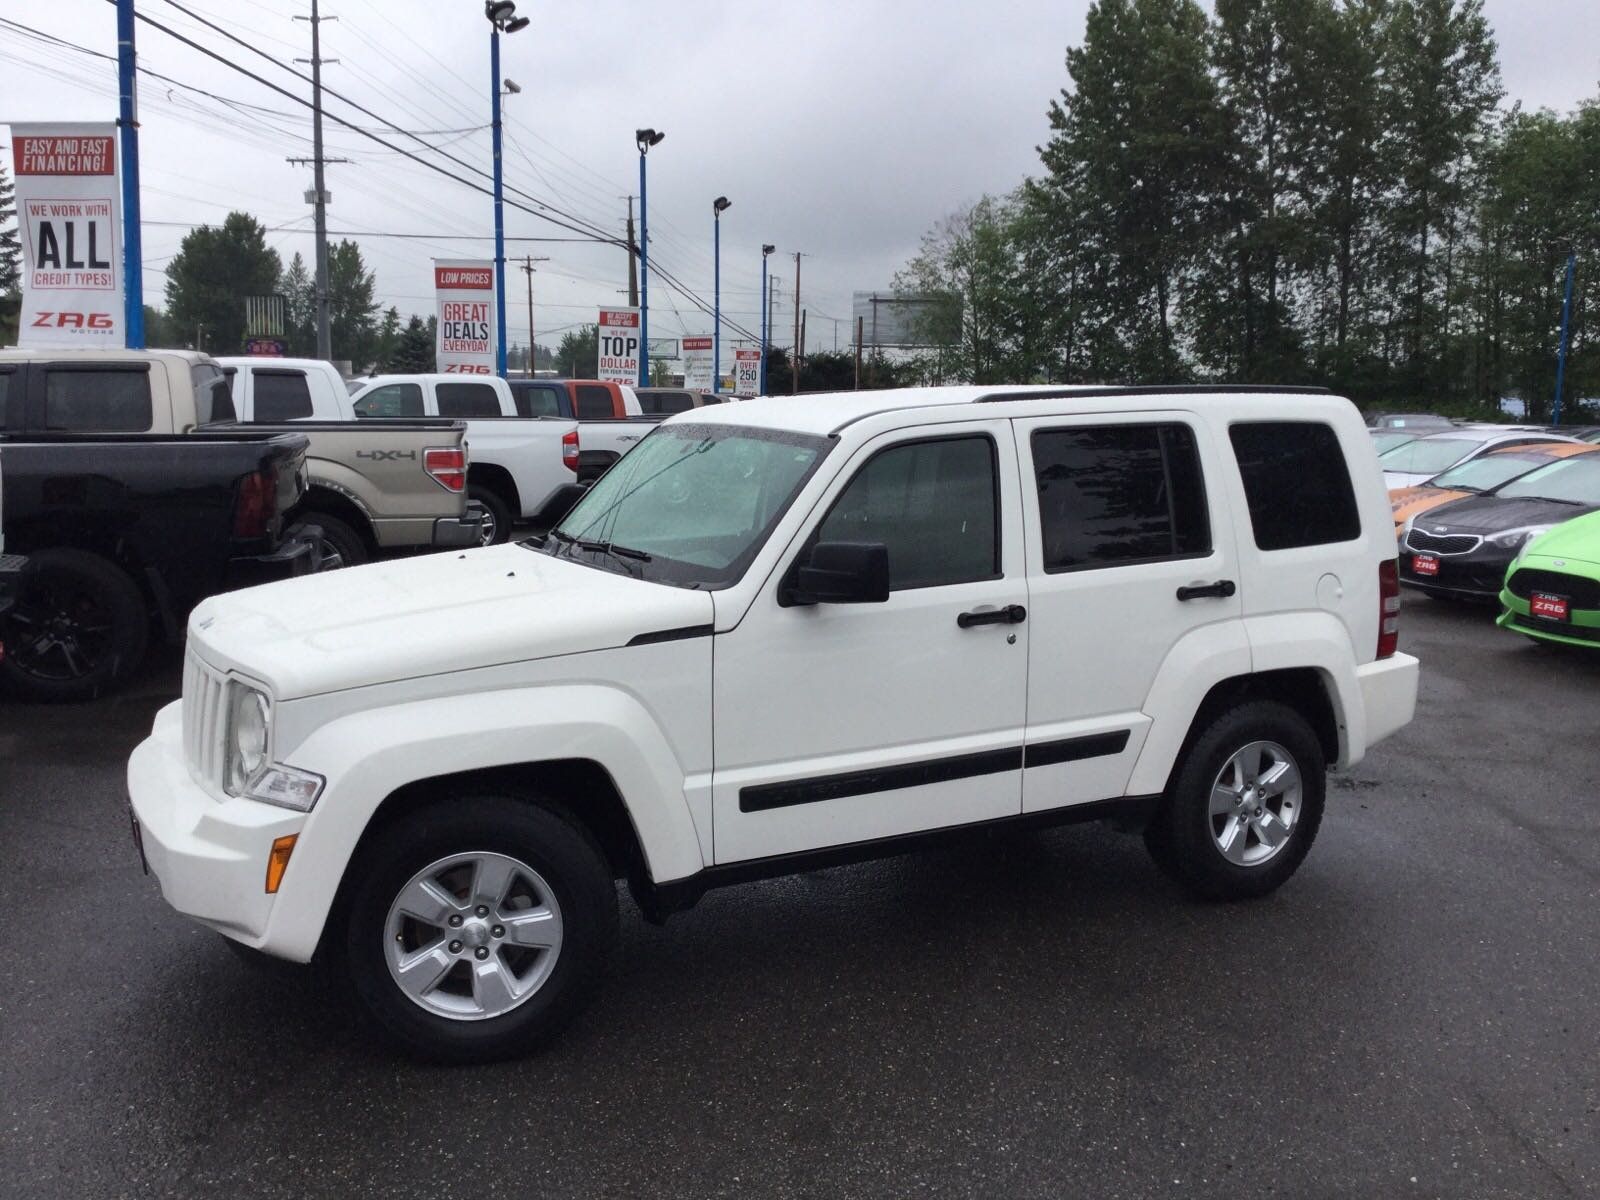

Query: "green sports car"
<box><xmin>1498</xmin><ymin>508</ymin><xmax>1600</xmax><ymax>648</ymax></box>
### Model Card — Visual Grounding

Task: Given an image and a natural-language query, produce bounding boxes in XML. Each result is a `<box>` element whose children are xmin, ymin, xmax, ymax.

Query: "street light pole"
<box><xmin>635</xmin><ymin>129</ymin><xmax>664</xmax><ymax>387</ymax></box>
<box><xmin>484</xmin><ymin>2</ymin><xmax>529</xmax><ymax>379</ymax></box>
<box><xmin>761</xmin><ymin>244</ymin><xmax>774</xmax><ymax>396</ymax></box>
<box><xmin>712</xmin><ymin>196</ymin><xmax>730</xmax><ymax>394</ymax></box>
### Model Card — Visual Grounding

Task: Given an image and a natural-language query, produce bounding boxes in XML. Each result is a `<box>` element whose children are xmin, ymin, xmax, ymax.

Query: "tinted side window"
<box><xmin>574</xmin><ymin>385</ymin><xmax>615</xmax><ymax>420</ymax></box>
<box><xmin>816</xmin><ymin>436</ymin><xmax>998</xmax><ymax>590</ymax></box>
<box><xmin>353</xmin><ymin>383</ymin><xmax>423</xmax><ymax>418</ymax></box>
<box><xmin>511</xmin><ymin>383</ymin><xmax>563</xmax><ymax>418</ymax></box>
<box><xmin>655</xmin><ymin>392</ymin><xmax>695</xmax><ymax>414</ymax></box>
<box><xmin>0</xmin><ymin>371</ymin><xmax>11</xmax><ymax>427</ymax></box>
<box><xmin>253</xmin><ymin>371</ymin><xmax>314</xmax><ymax>421</ymax></box>
<box><xmin>43</xmin><ymin>368</ymin><xmax>153</xmax><ymax>431</ymax></box>
<box><xmin>1230</xmin><ymin>421</ymin><xmax>1360</xmax><ymax>549</ymax></box>
<box><xmin>1031</xmin><ymin>423</ymin><xmax>1211</xmax><ymax>571</ymax></box>
<box><xmin>437</xmin><ymin>382</ymin><xmax>501</xmax><ymax>418</ymax></box>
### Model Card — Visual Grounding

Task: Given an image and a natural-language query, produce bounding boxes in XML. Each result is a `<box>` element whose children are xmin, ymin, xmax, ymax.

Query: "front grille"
<box><xmin>1507</xmin><ymin>568</ymin><xmax>1600</xmax><ymax>609</ymax></box>
<box><xmin>182</xmin><ymin>652</ymin><xmax>228</xmax><ymax>789</ymax></box>
<box><xmin>1406</xmin><ymin>528</ymin><xmax>1481</xmax><ymax>555</ymax></box>
<box><xmin>1511</xmin><ymin>613</ymin><xmax>1600</xmax><ymax>643</ymax></box>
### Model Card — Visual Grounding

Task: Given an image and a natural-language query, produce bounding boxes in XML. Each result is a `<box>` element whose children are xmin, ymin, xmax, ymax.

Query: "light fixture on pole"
<box><xmin>635</xmin><ymin>128</ymin><xmax>665</xmax><ymax>387</ymax></box>
<box><xmin>760</xmin><ymin>243</ymin><xmax>775</xmax><ymax>396</ymax></box>
<box><xmin>485</xmin><ymin>0</ymin><xmax>528</xmax><ymax>378</ymax></box>
<box><xmin>712</xmin><ymin>196</ymin><xmax>732</xmax><ymax>394</ymax></box>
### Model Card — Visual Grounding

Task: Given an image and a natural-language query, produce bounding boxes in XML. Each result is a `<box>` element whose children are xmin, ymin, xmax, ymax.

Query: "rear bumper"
<box><xmin>1355</xmin><ymin>652</ymin><xmax>1419</xmax><ymax>752</ymax></box>
<box><xmin>126</xmin><ymin>702</ymin><xmax>306</xmax><ymax>950</ymax></box>
<box><xmin>223</xmin><ymin>533</ymin><xmax>318</xmax><ymax>590</ymax></box>
<box><xmin>432</xmin><ymin>511</ymin><xmax>486</xmax><ymax>548</ymax></box>
<box><xmin>0</xmin><ymin>553</ymin><xmax>25</xmax><ymax>617</ymax></box>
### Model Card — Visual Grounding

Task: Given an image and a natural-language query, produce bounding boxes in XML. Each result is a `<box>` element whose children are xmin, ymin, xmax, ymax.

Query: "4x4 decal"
<box><xmin>356</xmin><ymin>449</ymin><xmax>418</xmax><ymax>462</ymax></box>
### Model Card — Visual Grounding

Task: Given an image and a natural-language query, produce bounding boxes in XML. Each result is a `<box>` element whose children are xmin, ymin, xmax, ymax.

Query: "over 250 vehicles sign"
<box><xmin>597</xmin><ymin>308</ymin><xmax>641</xmax><ymax>383</ymax></box>
<box><xmin>433</xmin><ymin>259</ymin><xmax>497</xmax><ymax>374</ymax></box>
<box><xmin>12</xmin><ymin>122</ymin><xmax>124</xmax><ymax>349</ymax></box>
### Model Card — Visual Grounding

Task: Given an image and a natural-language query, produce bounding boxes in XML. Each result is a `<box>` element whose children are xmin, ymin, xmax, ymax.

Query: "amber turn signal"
<box><xmin>265</xmin><ymin>834</ymin><xmax>299</xmax><ymax>893</ymax></box>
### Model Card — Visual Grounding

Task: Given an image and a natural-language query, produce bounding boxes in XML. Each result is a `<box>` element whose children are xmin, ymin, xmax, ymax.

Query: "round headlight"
<box><xmin>227</xmin><ymin>687</ymin><xmax>270</xmax><ymax>794</ymax></box>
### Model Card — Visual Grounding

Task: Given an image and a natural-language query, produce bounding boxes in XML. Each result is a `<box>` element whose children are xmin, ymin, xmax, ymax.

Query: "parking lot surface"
<box><xmin>1</xmin><ymin>598</ymin><xmax>1597</xmax><ymax>1199</ymax></box>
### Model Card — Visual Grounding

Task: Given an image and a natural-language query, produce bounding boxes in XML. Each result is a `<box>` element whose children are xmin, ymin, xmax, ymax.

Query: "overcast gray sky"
<box><xmin>3</xmin><ymin>0</ymin><xmax>1597</xmax><ymax>357</ymax></box>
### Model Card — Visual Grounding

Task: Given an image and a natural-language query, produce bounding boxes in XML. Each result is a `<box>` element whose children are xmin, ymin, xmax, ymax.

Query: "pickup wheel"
<box><xmin>342</xmin><ymin>795</ymin><xmax>617</xmax><ymax>1064</ymax></box>
<box><xmin>1144</xmin><ymin>701</ymin><xmax>1325</xmax><ymax>901</ymax></box>
<box><xmin>0</xmin><ymin>549</ymin><xmax>149</xmax><ymax>702</ymax></box>
<box><xmin>296</xmin><ymin>513</ymin><xmax>367</xmax><ymax>569</ymax></box>
<box><xmin>467</xmin><ymin>485</ymin><xmax>513</xmax><ymax>546</ymax></box>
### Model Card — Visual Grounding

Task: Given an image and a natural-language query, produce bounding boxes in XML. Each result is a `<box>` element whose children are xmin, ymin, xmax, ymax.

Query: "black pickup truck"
<box><xmin>0</xmin><ymin>431</ymin><xmax>316</xmax><ymax>702</ymax></box>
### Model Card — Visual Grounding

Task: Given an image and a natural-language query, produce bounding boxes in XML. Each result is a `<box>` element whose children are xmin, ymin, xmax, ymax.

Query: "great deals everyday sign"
<box><xmin>434</xmin><ymin>259</ymin><xmax>496</xmax><ymax>374</ymax></box>
<box><xmin>597</xmin><ymin>307</ymin><xmax>641</xmax><ymax>383</ymax></box>
<box><xmin>681</xmin><ymin>335</ymin><xmax>714</xmax><ymax>390</ymax></box>
<box><xmin>12</xmin><ymin>123</ymin><xmax>124</xmax><ymax>349</ymax></box>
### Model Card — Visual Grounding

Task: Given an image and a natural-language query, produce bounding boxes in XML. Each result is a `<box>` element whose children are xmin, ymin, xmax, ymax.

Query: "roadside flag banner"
<box><xmin>681</xmin><ymin>335</ymin><xmax>714</xmax><ymax>390</ymax></box>
<box><xmin>433</xmin><ymin>259</ymin><xmax>497</xmax><ymax>374</ymax></box>
<box><xmin>12</xmin><ymin>123</ymin><xmax>125</xmax><ymax>349</ymax></box>
<box><xmin>597</xmin><ymin>307</ymin><xmax>641</xmax><ymax>383</ymax></box>
<box><xmin>734</xmin><ymin>348</ymin><xmax>762</xmax><ymax>397</ymax></box>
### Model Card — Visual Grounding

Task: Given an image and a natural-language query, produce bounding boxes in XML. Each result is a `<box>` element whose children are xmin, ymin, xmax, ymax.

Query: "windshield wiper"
<box><xmin>567</xmin><ymin>537</ymin><xmax>652</xmax><ymax>577</ymax></box>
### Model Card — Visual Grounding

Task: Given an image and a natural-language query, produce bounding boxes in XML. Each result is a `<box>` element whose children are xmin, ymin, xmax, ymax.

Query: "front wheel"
<box><xmin>1144</xmin><ymin>700</ymin><xmax>1326</xmax><ymax>900</ymax></box>
<box><xmin>342</xmin><ymin>795</ymin><xmax>617</xmax><ymax>1063</ymax></box>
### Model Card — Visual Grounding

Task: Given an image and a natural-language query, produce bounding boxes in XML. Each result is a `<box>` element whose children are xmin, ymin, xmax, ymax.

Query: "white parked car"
<box><xmin>1378</xmin><ymin>427</ymin><xmax>1582</xmax><ymax>488</ymax></box>
<box><xmin>128</xmin><ymin>384</ymin><xmax>1419</xmax><ymax>1062</ymax></box>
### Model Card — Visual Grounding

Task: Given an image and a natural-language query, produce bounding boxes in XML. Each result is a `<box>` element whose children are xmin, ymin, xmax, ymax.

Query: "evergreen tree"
<box><xmin>556</xmin><ymin>324</ymin><xmax>599</xmax><ymax>377</ymax></box>
<box><xmin>326</xmin><ymin>239</ymin><xmax>380</xmax><ymax>368</ymax></box>
<box><xmin>280</xmin><ymin>253</ymin><xmax>314</xmax><ymax>356</ymax></box>
<box><xmin>0</xmin><ymin>159</ymin><xmax>20</xmax><ymax>297</ymax></box>
<box><xmin>391</xmin><ymin>315</ymin><xmax>435</xmax><ymax>373</ymax></box>
<box><xmin>164</xmin><ymin>212</ymin><xmax>281</xmax><ymax>354</ymax></box>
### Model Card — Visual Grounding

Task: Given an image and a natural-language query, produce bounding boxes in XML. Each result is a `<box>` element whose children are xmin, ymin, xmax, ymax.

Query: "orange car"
<box><xmin>1390</xmin><ymin>441</ymin><xmax>1599</xmax><ymax>536</ymax></box>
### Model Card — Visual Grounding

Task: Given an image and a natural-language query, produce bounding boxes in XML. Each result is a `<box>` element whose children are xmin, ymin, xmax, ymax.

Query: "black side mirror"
<box><xmin>783</xmin><ymin>541</ymin><xmax>890</xmax><ymax>606</ymax></box>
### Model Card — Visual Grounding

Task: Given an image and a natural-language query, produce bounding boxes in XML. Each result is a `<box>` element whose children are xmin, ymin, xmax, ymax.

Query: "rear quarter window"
<box><xmin>252</xmin><ymin>371</ymin><xmax>314</xmax><ymax>421</ymax></box>
<box><xmin>1230</xmin><ymin>421</ymin><xmax>1361</xmax><ymax>550</ymax></box>
<box><xmin>574</xmin><ymin>385</ymin><xmax>616</xmax><ymax>420</ymax></box>
<box><xmin>437</xmin><ymin>382</ymin><xmax>502</xmax><ymax>418</ymax></box>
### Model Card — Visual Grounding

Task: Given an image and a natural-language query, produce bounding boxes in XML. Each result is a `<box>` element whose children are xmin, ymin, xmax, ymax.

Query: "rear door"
<box><xmin>1013</xmin><ymin>410</ymin><xmax>1243</xmax><ymax>811</ymax></box>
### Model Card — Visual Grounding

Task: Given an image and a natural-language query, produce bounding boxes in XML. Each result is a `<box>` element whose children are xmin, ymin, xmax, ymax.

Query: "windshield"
<box><xmin>540</xmin><ymin>422</ymin><xmax>831</xmax><ymax>588</ymax></box>
<box><xmin>1495</xmin><ymin>455</ymin><xmax>1600</xmax><ymax>505</ymax></box>
<box><xmin>1429</xmin><ymin>453</ymin><xmax>1545</xmax><ymax>493</ymax></box>
<box><xmin>1379</xmin><ymin>433</ymin><xmax>1490</xmax><ymax>474</ymax></box>
<box><xmin>1371</xmin><ymin>431</ymin><xmax>1417</xmax><ymax>454</ymax></box>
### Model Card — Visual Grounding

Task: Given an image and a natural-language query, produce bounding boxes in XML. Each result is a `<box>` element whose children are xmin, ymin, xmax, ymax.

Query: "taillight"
<box><xmin>1377</xmin><ymin>558</ymin><xmax>1400</xmax><ymax>659</ymax></box>
<box><xmin>562</xmin><ymin>429</ymin><xmax>579</xmax><ymax>473</ymax></box>
<box><xmin>424</xmin><ymin>447</ymin><xmax>467</xmax><ymax>493</ymax></box>
<box><xmin>233</xmin><ymin>468</ymin><xmax>276</xmax><ymax>538</ymax></box>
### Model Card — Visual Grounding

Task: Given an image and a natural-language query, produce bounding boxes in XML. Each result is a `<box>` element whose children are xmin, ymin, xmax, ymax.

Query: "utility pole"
<box><xmin>291</xmin><ymin>0</ymin><xmax>344</xmax><ymax>361</ymax></box>
<box><xmin>792</xmin><ymin>251</ymin><xmax>802</xmax><ymax>395</ymax></box>
<box><xmin>1553</xmin><ymin>252</ymin><xmax>1577</xmax><ymax>424</ymax></box>
<box><xmin>855</xmin><ymin>315</ymin><xmax>863</xmax><ymax>390</ymax></box>
<box><xmin>622</xmin><ymin>196</ymin><xmax>638</xmax><ymax>307</ymax></box>
<box><xmin>521</xmin><ymin>254</ymin><xmax>549</xmax><ymax>376</ymax></box>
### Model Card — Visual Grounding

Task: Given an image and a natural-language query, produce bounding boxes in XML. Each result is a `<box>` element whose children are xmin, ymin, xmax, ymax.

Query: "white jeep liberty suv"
<box><xmin>129</xmin><ymin>385</ymin><xmax>1419</xmax><ymax>1062</ymax></box>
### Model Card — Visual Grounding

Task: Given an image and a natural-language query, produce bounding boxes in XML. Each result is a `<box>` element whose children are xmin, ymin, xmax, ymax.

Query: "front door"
<box><xmin>711</xmin><ymin>421</ymin><xmax>1031</xmax><ymax>864</ymax></box>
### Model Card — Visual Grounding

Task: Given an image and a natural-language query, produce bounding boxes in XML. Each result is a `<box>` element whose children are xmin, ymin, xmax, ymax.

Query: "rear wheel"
<box><xmin>295</xmin><ymin>513</ymin><xmax>368</xmax><ymax>570</ymax></box>
<box><xmin>342</xmin><ymin>795</ymin><xmax>617</xmax><ymax>1063</ymax></box>
<box><xmin>0</xmin><ymin>549</ymin><xmax>149</xmax><ymax>702</ymax></box>
<box><xmin>1145</xmin><ymin>701</ymin><xmax>1325</xmax><ymax>900</ymax></box>
<box><xmin>468</xmin><ymin>485</ymin><xmax>513</xmax><ymax>546</ymax></box>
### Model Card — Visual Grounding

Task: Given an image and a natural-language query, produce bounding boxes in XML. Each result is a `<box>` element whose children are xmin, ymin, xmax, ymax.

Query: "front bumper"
<box><xmin>432</xmin><ymin>511</ymin><xmax>486</xmax><ymax>548</ymax></box>
<box><xmin>1398</xmin><ymin>545</ymin><xmax>1511</xmax><ymax>601</ymax></box>
<box><xmin>1355</xmin><ymin>652</ymin><xmax>1420</xmax><ymax>753</ymax></box>
<box><xmin>127</xmin><ymin>701</ymin><xmax>305</xmax><ymax>948</ymax></box>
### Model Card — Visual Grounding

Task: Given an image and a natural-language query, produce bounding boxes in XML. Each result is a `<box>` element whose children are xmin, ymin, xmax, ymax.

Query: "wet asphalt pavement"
<box><xmin>1</xmin><ymin>597</ymin><xmax>1597</xmax><ymax>1199</ymax></box>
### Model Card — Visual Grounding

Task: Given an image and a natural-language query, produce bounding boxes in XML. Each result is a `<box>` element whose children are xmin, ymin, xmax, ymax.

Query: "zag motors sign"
<box><xmin>12</xmin><ymin>123</ymin><xmax>124</xmax><ymax>348</ymax></box>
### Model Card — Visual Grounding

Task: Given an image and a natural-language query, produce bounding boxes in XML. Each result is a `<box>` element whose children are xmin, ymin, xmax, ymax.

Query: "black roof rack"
<box><xmin>973</xmin><ymin>384</ymin><xmax>1333</xmax><ymax>403</ymax></box>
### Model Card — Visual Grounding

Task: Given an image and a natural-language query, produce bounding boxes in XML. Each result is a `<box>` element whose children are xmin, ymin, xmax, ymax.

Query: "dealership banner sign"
<box><xmin>734</xmin><ymin>348</ymin><xmax>762</xmax><ymax>397</ymax></box>
<box><xmin>434</xmin><ymin>259</ymin><xmax>496</xmax><ymax>374</ymax></box>
<box><xmin>681</xmin><ymin>335</ymin><xmax>714</xmax><ymax>390</ymax></box>
<box><xmin>597</xmin><ymin>307</ymin><xmax>641</xmax><ymax>383</ymax></box>
<box><xmin>12</xmin><ymin>123</ymin><xmax>124</xmax><ymax>348</ymax></box>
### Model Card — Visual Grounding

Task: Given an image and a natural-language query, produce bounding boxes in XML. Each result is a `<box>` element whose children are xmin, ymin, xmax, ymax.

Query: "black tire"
<box><xmin>0</xmin><ymin>548</ymin><xmax>150</xmax><ymax>703</ymax></box>
<box><xmin>342</xmin><ymin>794</ymin><xmax>618</xmax><ymax>1064</ymax></box>
<box><xmin>1144</xmin><ymin>700</ymin><xmax>1326</xmax><ymax>901</ymax></box>
<box><xmin>468</xmin><ymin>484</ymin><xmax>514</xmax><ymax>546</ymax></box>
<box><xmin>298</xmin><ymin>512</ymin><xmax>368</xmax><ymax>569</ymax></box>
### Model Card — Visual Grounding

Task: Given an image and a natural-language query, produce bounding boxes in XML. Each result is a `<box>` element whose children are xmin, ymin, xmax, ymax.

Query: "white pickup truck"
<box><xmin>128</xmin><ymin>384</ymin><xmax>1419</xmax><ymax>1063</ymax></box>
<box><xmin>348</xmin><ymin>374</ymin><xmax>586</xmax><ymax>542</ymax></box>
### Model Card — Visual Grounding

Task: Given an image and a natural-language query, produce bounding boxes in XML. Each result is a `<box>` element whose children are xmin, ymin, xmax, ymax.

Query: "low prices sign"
<box><xmin>434</xmin><ymin>259</ymin><xmax>496</xmax><ymax>374</ymax></box>
<box><xmin>681</xmin><ymin>335</ymin><xmax>714</xmax><ymax>390</ymax></box>
<box><xmin>597</xmin><ymin>307</ymin><xmax>641</xmax><ymax>383</ymax></box>
<box><xmin>12</xmin><ymin>123</ymin><xmax>124</xmax><ymax>348</ymax></box>
<box><xmin>734</xmin><ymin>348</ymin><xmax>762</xmax><ymax>397</ymax></box>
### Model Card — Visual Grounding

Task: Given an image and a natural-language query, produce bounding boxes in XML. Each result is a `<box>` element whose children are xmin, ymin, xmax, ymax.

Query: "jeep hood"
<box><xmin>187</xmin><ymin>543</ymin><xmax>713</xmax><ymax>698</ymax></box>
